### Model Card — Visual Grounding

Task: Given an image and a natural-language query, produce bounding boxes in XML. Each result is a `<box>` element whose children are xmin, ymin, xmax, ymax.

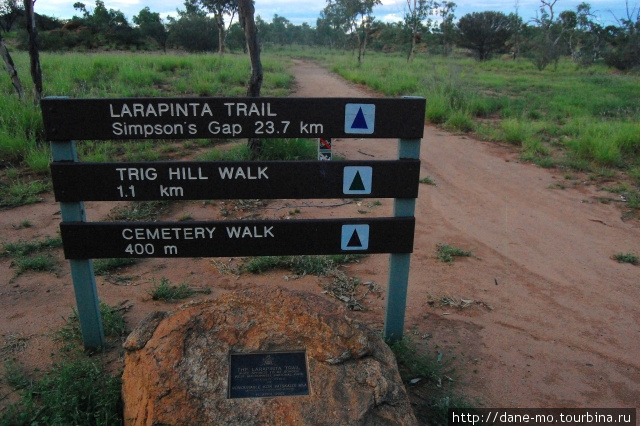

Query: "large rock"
<box><xmin>122</xmin><ymin>287</ymin><xmax>417</xmax><ymax>425</ymax></box>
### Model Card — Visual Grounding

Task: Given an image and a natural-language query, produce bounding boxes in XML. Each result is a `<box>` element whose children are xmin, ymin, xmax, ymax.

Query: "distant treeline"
<box><xmin>1</xmin><ymin>0</ymin><xmax>639</xmax><ymax>70</ymax></box>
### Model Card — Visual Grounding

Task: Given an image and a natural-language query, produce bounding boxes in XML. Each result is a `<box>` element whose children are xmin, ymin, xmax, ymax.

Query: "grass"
<box><xmin>93</xmin><ymin>258</ymin><xmax>137</xmax><ymax>276</ymax></box>
<box><xmin>198</xmin><ymin>138</ymin><xmax>316</xmax><ymax>161</ymax></box>
<box><xmin>1</xmin><ymin>359</ymin><xmax>122</xmax><ymax>426</ymax></box>
<box><xmin>2</xmin><ymin>303</ymin><xmax>127</xmax><ymax>424</ymax></box>
<box><xmin>56</xmin><ymin>302</ymin><xmax>127</xmax><ymax>350</ymax></box>
<box><xmin>148</xmin><ymin>276</ymin><xmax>210</xmax><ymax>302</ymax></box>
<box><xmin>2</xmin><ymin>236</ymin><xmax>62</xmax><ymax>276</ymax></box>
<box><xmin>390</xmin><ymin>337</ymin><xmax>473</xmax><ymax>425</ymax></box>
<box><xmin>243</xmin><ymin>254</ymin><xmax>363</xmax><ymax>276</ymax></box>
<box><xmin>310</xmin><ymin>49</ymin><xmax>640</xmax><ymax>171</ymax></box>
<box><xmin>2</xmin><ymin>236</ymin><xmax>62</xmax><ymax>257</ymax></box>
<box><xmin>612</xmin><ymin>252</ymin><xmax>639</xmax><ymax>265</ymax></box>
<box><xmin>0</xmin><ymin>179</ymin><xmax>51</xmax><ymax>208</ymax></box>
<box><xmin>106</xmin><ymin>201</ymin><xmax>170</xmax><ymax>222</ymax></box>
<box><xmin>420</xmin><ymin>176</ymin><xmax>436</xmax><ymax>185</ymax></box>
<box><xmin>1</xmin><ymin>51</ymin><xmax>295</xmax><ymax>176</ymax></box>
<box><xmin>12</xmin><ymin>255</ymin><xmax>56</xmax><ymax>274</ymax></box>
<box><xmin>436</xmin><ymin>244</ymin><xmax>472</xmax><ymax>264</ymax></box>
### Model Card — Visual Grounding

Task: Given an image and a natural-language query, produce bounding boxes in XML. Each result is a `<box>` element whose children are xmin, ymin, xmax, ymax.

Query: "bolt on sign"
<box><xmin>42</xmin><ymin>96</ymin><xmax>425</xmax><ymax>350</ymax></box>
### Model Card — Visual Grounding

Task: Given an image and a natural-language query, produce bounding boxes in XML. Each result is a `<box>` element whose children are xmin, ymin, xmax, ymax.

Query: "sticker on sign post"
<box><xmin>345</xmin><ymin>104</ymin><xmax>375</xmax><ymax>134</ymax></box>
<box><xmin>341</xmin><ymin>224</ymin><xmax>369</xmax><ymax>251</ymax></box>
<box><xmin>343</xmin><ymin>166</ymin><xmax>372</xmax><ymax>194</ymax></box>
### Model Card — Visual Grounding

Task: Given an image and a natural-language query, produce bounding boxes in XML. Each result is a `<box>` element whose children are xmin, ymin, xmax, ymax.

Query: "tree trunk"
<box><xmin>24</xmin><ymin>0</ymin><xmax>42</xmax><ymax>106</ymax></box>
<box><xmin>0</xmin><ymin>31</ymin><xmax>24</xmax><ymax>99</ymax></box>
<box><xmin>407</xmin><ymin>32</ymin><xmax>416</xmax><ymax>62</ymax></box>
<box><xmin>215</xmin><ymin>12</ymin><xmax>225</xmax><ymax>54</ymax></box>
<box><xmin>238</xmin><ymin>0</ymin><xmax>263</xmax><ymax>159</ymax></box>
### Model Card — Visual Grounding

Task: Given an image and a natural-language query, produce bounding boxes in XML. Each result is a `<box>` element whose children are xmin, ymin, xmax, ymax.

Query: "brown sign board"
<box><xmin>50</xmin><ymin>159</ymin><xmax>420</xmax><ymax>201</ymax></box>
<box><xmin>41</xmin><ymin>97</ymin><xmax>426</xmax><ymax>141</ymax></box>
<box><xmin>59</xmin><ymin>217</ymin><xmax>415</xmax><ymax>259</ymax></box>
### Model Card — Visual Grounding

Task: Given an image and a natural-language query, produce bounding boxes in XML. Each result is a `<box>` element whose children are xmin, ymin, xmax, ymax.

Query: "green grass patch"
<box><xmin>3</xmin><ymin>236</ymin><xmax>62</xmax><ymax>276</ymax></box>
<box><xmin>56</xmin><ymin>302</ymin><xmax>127</xmax><ymax>350</ymax></box>
<box><xmin>148</xmin><ymin>276</ymin><xmax>210</xmax><ymax>302</ymax></box>
<box><xmin>1</xmin><ymin>358</ymin><xmax>123</xmax><ymax>426</ymax></box>
<box><xmin>307</xmin><ymin>50</ymin><xmax>640</xmax><ymax>169</ymax></box>
<box><xmin>13</xmin><ymin>255</ymin><xmax>56</xmax><ymax>274</ymax></box>
<box><xmin>420</xmin><ymin>176</ymin><xmax>436</xmax><ymax>185</ymax></box>
<box><xmin>0</xmin><ymin>179</ymin><xmax>51</xmax><ymax>208</ymax></box>
<box><xmin>243</xmin><ymin>254</ymin><xmax>363</xmax><ymax>276</ymax></box>
<box><xmin>93</xmin><ymin>258</ymin><xmax>137</xmax><ymax>276</ymax></box>
<box><xmin>106</xmin><ymin>201</ymin><xmax>170</xmax><ymax>222</ymax></box>
<box><xmin>612</xmin><ymin>252</ymin><xmax>639</xmax><ymax>265</ymax></box>
<box><xmin>199</xmin><ymin>138</ymin><xmax>316</xmax><ymax>162</ymax></box>
<box><xmin>2</xmin><ymin>236</ymin><xmax>62</xmax><ymax>257</ymax></box>
<box><xmin>436</xmin><ymin>244</ymin><xmax>472</xmax><ymax>264</ymax></box>
<box><xmin>390</xmin><ymin>337</ymin><xmax>472</xmax><ymax>425</ymax></box>
<box><xmin>444</xmin><ymin>111</ymin><xmax>475</xmax><ymax>133</ymax></box>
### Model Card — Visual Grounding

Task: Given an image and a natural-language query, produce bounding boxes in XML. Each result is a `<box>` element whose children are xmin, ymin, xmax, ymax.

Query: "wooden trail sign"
<box><xmin>59</xmin><ymin>217</ymin><xmax>415</xmax><ymax>259</ymax></box>
<box><xmin>44</xmin><ymin>95</ymin><xmax>425</xmax><ymax>349</ymax></box>
<box><xmin>42</xmin><ymin>97</ymin><xmax>425</xmax><ymax>141</ymax></box>
<box><xmin>50</xmin><ymin>160</ymin><xmax>420</xmax><ymax>202</ymax></box>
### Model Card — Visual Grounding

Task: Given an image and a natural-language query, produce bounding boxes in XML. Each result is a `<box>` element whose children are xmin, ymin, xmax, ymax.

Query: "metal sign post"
<box><xmin>383</xmin><ymin>137</ymin><xmax>421</xmax><ymax>343</ymax></box>
<box><xmin>50</xmin><ymin>139</ymin><xmax>105</xmax><ymax>348</ymax></box>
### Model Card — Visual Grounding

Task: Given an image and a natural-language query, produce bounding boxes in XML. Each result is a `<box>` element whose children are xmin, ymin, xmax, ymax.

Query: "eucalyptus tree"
<box><xmin>199</xmin><ymin>0</ymin><xmax>238</xmax><ymax>54</ymax></box>
<box><xmin>435</xmin><ymin>1</ymin><xmax>456</xmax><ymax>55</ymax></box>
<box><xmin>528</xmin><ymin>0</ymin><xmax>574</xmax><ymax>70</ymax></box>
<box><xmin>319</xmin><ymin>1</ymin><xmax>350</xmax><ymax>49</ymax></box>
<box><xmin>404</xmin><ymin>0</ymin><xmax>435</xmax><ymax>61</ymax></box>
<box><xmin>326</xmin><ymin>0</ymin><xmax>381</xmax><ymax>63</ymax></box>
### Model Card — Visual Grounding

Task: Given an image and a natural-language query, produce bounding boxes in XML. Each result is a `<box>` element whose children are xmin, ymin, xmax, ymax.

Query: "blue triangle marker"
<box><xmin>351</xmin><ymin>107</ymin><xmax>369</xmax><ymax>129</ymax></box>
<box><xmin>345</xmin><ymin>104</ymin><xmax>375</xmax><ymax>134</ymax></box>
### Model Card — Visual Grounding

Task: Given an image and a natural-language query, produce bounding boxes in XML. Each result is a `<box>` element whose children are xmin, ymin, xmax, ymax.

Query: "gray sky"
<box><xmin>35</xmin><ymin>0</ymin><xmax>631</xmax><ymax>27</ymax></box>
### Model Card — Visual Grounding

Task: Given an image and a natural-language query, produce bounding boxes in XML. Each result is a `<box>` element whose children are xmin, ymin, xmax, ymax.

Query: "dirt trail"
<box><xmin>1</xmin><ymin>60</ymin><xmax>639</xmax><ymax>415</ymax></box>
<box><xmin>291</xmin><ymin>60</ymin><xmax>640</xmax><ymax>408</ymax></box>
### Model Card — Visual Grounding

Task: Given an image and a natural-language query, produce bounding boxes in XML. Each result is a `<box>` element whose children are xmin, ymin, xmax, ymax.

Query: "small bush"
<box><xmin>444</xmin><ymin>111</ymin><xmax>474</xmax><ymax>133</ymax></box>
<box><xmin>148</xmin><ymin>277</ymin><xmax>209</xmax><ymax>302</ymax></box>
<box><xmin>436</xmin><ymin>244</ymin><xmax>472</xmax><ymax>263</ymax></box>
<box><xmin>501</xmin><ymin>119</ymin><xmax>529</xmax><ymax>145</ymax></box>
<box><xmin>13</xmin><ymin>255</ymin><xmax>56</xmax><ymax>274</ymax></box>
<box><xmin>426</xmin><ymin>94</ymin><xmax>449</xmax><ymax>124</ymax></box>
<box><xmin>612</xmin><ymin>252</ymin><xmax>639</xmax><ymax>265</ymax></box>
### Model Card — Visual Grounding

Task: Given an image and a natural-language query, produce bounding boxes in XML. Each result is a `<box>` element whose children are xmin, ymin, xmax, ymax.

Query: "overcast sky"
<box><xmin>35</xmin><ymin>0</ymin><xmax>631</xmax><ymax>27</ymax></box>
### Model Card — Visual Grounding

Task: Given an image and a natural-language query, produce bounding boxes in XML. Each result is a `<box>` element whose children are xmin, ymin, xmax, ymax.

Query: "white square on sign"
<box><xmin>341</xmin><ymin>225</ymin><xmax>369</xmax><ymax>250</ymax></box>
<box><xmin>344</xmin><ymin>104</ymin><xmax>375</xmax><ymax>134</ymax></box>
<box><xmin>343</xmin><ymin>166</ymin><xmax>372</xmax><ymax>194</ymax></box>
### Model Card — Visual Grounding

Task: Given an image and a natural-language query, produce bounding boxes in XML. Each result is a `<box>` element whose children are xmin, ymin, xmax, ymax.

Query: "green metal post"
<box><xmin>50</xmin><ymin>138</ymin><xmax>105</xmax><ymax>349</ymax></box>
<box><xmin>383</xmin><ymin>136</ymin><xmax>421</xmax><ymax>343</ymax></box>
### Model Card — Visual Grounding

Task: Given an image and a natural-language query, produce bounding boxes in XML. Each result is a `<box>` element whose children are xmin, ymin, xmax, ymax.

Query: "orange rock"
<box><xmin>122</xmin><ymin>287</ymin><xmax>417</xmax><ymax>425</ymax></box>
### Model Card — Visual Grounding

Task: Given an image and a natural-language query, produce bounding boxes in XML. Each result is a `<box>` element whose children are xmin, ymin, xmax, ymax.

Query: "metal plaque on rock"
<box><xmin>228</xmin><ymin>351</ymin><xmax>310</xmax><ymax>399</ymax></box>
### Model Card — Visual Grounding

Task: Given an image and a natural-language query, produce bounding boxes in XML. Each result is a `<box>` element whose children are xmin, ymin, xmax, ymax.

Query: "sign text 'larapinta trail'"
<box><xmin>50</xmin><ymin>160</ymin><xmax>420</xmax><ymax>201</ymax></box>
<box><xmin>42</xmin><ymin>97</ymin><xmax>425</xmax><ymax>141</ymax></box>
